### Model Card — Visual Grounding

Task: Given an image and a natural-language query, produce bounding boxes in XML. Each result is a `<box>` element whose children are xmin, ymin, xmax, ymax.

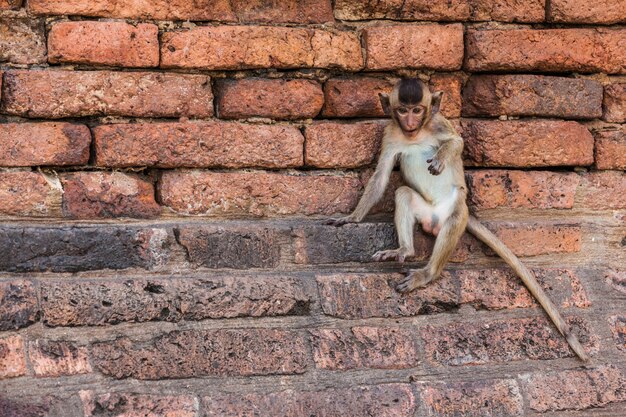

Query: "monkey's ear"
<box><xmin>431</xmin><ymin>91</ymin><xmax>443</xmax><ymax>115</ymax></box>
<box><xmin>378</xmin><ymin>93</ymin><xmax>391</xmax><ymax>116</ymax></box>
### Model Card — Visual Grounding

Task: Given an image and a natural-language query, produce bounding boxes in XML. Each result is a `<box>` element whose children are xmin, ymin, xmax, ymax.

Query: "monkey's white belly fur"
<box><xmin>400</xmin><ymin>144</ymin><xmax>458</xmax><ymax>221</ymax></box>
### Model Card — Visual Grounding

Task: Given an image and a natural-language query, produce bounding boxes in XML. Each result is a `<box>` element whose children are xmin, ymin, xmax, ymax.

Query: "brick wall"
<box><xmin>0</xmin><ymin>1</ymin><xmax>625</xmax><ymax>416</ymax></box>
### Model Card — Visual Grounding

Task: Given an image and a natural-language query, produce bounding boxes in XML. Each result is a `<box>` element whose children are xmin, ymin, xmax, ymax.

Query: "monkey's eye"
<box><xmin>397</xmin><ymin>108</ymin><xmax>408</xmax><ymax>115</ymax></box>
<box><xmin>413</xmin><ymin>107</ymin><xmax>424</xmax><ymax>114</ymax></box>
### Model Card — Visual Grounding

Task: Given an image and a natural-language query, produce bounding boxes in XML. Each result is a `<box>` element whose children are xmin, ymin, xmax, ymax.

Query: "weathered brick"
<box><xmin>0</xmin><ymin>18</ymin><xmax>46</xmax><ymax>65</ymax></box>
<box><xmin>364</xmin><ymin>24</ymin><xmax>464</xmax><ymax>70</ymax></box>
<box><xmin>160</xmin><ymin>171</ymin><xmax>360</xmax><ymax>216</ymax></box>
<box><xmin>578</xmin><ymin>171</ymin><xmax>626</xmax><ymax>210</ymax></box>
<box><xmin>217</xmin><ymin>78</ymin><xmax>323</xmax><ymax>120</ymax></box>
<box><xmin>48</xmin><ymin>22</ymin><xmax>159</xmax><ymax>67</ymax></box>
<box><xmin>80</xmin><ymin>392</ymin><xmax>198</xmax><ymax>417</ymax></box>
<box><xmin>41</xmin><ymin>275</ymin><xmax>309</xmax><ymax>326</ymax></box>
<box><xmin>0</xmin><ymin>226</ymin><xmax>169</xmax><ymax>272</ymax></box>
<box><xmin>0</xmin><ymin>172</ymin><xmax>62</xmax><ymax>217</ymax></box>
<box><xmin>203</xmin><ymin>384</ymin><xmax>416</xmax><ymax>417</ymax></box>
<box><xmin>61</xmin><ymin>172</ymin><xmax>160</xmax><ymax>219</ymax></box>
<box><xmin>462</xmin><ymin>75</ymin><xmax>603</xmax><ymax>119</ymax></box>
<box><xmin>0</xmin><ymin>397</ymin><xmax>49</xmax><ymax>417</ymax></box>
<box><xmin>549</xmin><ymin>0</ymin><xmax>626</xmax><ymax>24</ymax></box>
<box><xmin>522</xmin><ymin>366</ymin><xmax>626</xmax><ymax>412</ymax></box>
<box><xmin>310</xmin><ymin>327</ymin><xmax>419</xmax><ymax>370</ymax></box>
<box><xmin>0</xmin><ymin>0</ymin><xmax>22</xmax><ymax>10</ymax></box>
<box><xmin>0</xmin><ymin>123</ymin><xmax>91</xmax><ymax>167</ymax></box>
<box><xmin>461</xmin><ymin>119</ymin><xmax>594</xmax><ymax>167</ymax></box>
<box><xmin>0</xmin><ymin>280</ymin><xmax>38</xmax><ymax>331</ymax></box>
<box><xmin>0</xmin><ymin>336</ymin><xmax>26</xmax><ymax>379</ymax></box>
<box><xmin>335</xmin><ymin>0</ymin><xmax>545</xmax><ymax>22</ymax></box>
<box><xmin>30</xmin><ymin>0</ymin><xmax>333</xmax><ymax>23</ymax></box>
<box><xmin>305</xmin><ymin>121</ymin><xmax>385</xmax><ymax>168</ymax></box>
<box><xmin>595</xmin><ymin>126</ymin><xmax>626</xmax><ymax>170</ymax></box>
<box><xmin>94</xmin><ymin>122</ymin><xmax>301</xmax><ymax>169</ymax></box>
<box><xmin>466</xmin><ymin>29</ymin><xmax>626</xmax><ymax>73</ymax></box>
<box><xmin>466</xmin><ymin>170</ymin><xmax>581</xmax><ymax>210</ymax></box>
<box><xmin>423</xmin><ymin>317</ymin><xmax>594</xmax><ymax>366</ymax></box>
<box><xmin>609</xmin><ymin>316</ymin><xmax>626</xmax><ymax>351</ymax></box>
<box><xmin>29</xmin><ymin>340</ymin><xmax>91</xmax><ymax>377</ymax></box>
<box><xmin>603</xmin><ymin>83</ymin><xmax>626</xmax><ymax>123</ymax></box>
<box><xmin>430</xmin><ymin>73</ymin><xmax>463</xmax><ymax>118</ymax></box>
<box><xmin>418</xmin><ymin>379</ymin><xmax>524</xmax><ymax>417</ymax></box>
<box><xmin>322</xmin><ymin>77</ymin><xmax>394</xmax><ymax>118</ymax></box>
<box><xmin>176</xmin><ymin>225</ymin><xmax>283</xmax><ymax>269</ymax></box>
<box><xmin>161</xmin><ymin>26</ymin><xmax>362</xmax><ymax>70</ymax></box>
<box><xmin>487</xmin><ymin>223</ymin><xmax>581</xmax><ymax>256</ymax></box>
<box><xmin>293</xmin><ymin>223</ymin><xmax>396</xmax><ymax>264</ymax></box>
<box><xmin>605</xmin><ymin>269</ymin><xmax>626</xmax><ymax>295</ymax></box>
<box><xmin>92</xmin><ymin>329</ymin><xmax>308</xmax><ymax>379</ymax></box>
<box><xmin>2</xmin><ymin>70</ymin><xmax>213</xmax><ymax>119</ymax></box>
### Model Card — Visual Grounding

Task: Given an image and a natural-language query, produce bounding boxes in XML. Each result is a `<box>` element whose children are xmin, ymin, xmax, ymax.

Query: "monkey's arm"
<box><xmin>327</xmin><ymin>146</ymin><xmax>397</xmax><ymax>226</ymax></box>
<box><xmin>427</xmin><ymin>134</ymin><xmax>463</xmax><ymax>176</ymax></box>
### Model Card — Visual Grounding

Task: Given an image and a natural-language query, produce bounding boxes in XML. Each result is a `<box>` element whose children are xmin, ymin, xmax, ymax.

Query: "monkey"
<box><xmin>326</xmin><ymin>78</ymin><xmax>589</xmax><ymax>362</ymax></box>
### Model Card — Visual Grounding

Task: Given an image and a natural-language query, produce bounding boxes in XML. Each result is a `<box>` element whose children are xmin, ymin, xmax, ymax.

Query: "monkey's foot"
<box><xmin>372</xmin><ymin>248</ymin><xmax>413</xmax><ymax>263</ymax></box>
<box><xmin>396</xmin><ymin>269</ymin><xmax>433</xmax><ymax>293</ymax></box>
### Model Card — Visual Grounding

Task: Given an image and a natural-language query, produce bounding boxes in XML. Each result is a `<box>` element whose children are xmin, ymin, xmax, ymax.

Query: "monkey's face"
<box><xmin>394</xmin><ymin>104</ymin><xmax>427</xmax><ymax>138</ymax></box>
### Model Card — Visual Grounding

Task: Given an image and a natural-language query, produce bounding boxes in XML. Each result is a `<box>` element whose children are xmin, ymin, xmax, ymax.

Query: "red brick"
<box><xmin>466</xmin><ymin>170</ymin><xmax>580</xmax><ymax>210</ymax></box>
<box><xmin>40</xmin><ymin>275</ymin><xmax>310</xmax><ymax>326</ymax></box>
<box><xmin>549</xmin><ymin>0</ymin><xmax>626</xmax><ymax>24</ymax></box>
<box><xmin>0</xmin><ymin>123</ymin><xmax>90</xmax><ymax>167</ymax></box>
<box><xmin>305</xmin><ymin>121</ymin><xmax>385</xmax><ymax>168</ymax></box>
<box><xmin>48</xmin><ymin>22</ymin><xmax>158</xmax><ymax>67</ymax></box>
<box><xmin>466</xmin><ymin>29</ymin><xmax>626</xmax><ymax>74</ymax></box>
<box><xmin>603</xmin><ymin>83</ymin><xmax>626</xmax><ymax>123</ymax></box>
<box><xmin>418</xmin><ymin>379</ymin><xmax>523</xmax><ymax>417</ymax></box>
<box><xmin>91</xmin><ymin>329</ymin><xmax>308</xmax><ymax>379</ymax></box>
<box><xmin>60</xmin><ymin>172</ymin><xmax>160</xmax><ymax>219</ymax></box>
<box><xmin>461</xmin><ymin>119</ymin><xmax>594</xmax><ymax>167</ymax></box>
<box><xmin>522</xmin><ymin>366</ymin><xmax>626</xmax><ymax>412</ymax></box>
<box><xmin>29</xmin><ymin>340</ymin><xmax>91</xmax><ymax>377</ymax></box>
<box><xmin>80</xmin><ymin>391</ymin><xmax>197</xmax><ymax>417</ymax></box>
<box><xmin>0</xmin><ymin>18</ymin><xmax>46</xmax><ymax>65</ymax></box>
<box><xmin>364</xmin><ymin>24</ymin><xmax>463</xmax><ymax>70</ymax></box>
<box><xmin>423</xmin><ymin>317</ymin><xmax>594</xmax><ymax>366</ymax></box>
<box><xmin>462</xmin><ymin>75</ymin><xmax>603</xmax><ymax>119</ymax></box>
<box><xmin>310</xmin><ymin>327</ymin><xmax>419</xmax><ymax>370</ymax></box>
<box><xmin>203</xmin><ymin>384</ymin><xmax>416</xmax><ymax>417</ymax></box>
<box><xmin>161</xmin><ymin>26</ymin><xmax>362</xmax><ymax>70</ymax></box>
<box><xmin>94</xmin><ymin>122</ymin><xmax>301</xmax><ymax>169</ymax></box>
<box><xmin>0</xmin><ymin>0</ymin><xmax>22</xmax><ymax>10</ymax></box>
<box><xmin>578</xmin><ymin>171</ymin><xmax>626</xmax><ymax>210</ymax></box>
<box><xmin>30</xmin><ymin>0</ymin><xmax>333</xmax><ymax>23</ymax></box>
<box><xmin>487</xmin><ymin>222</ymin><xmax>581</xmax><ymax>256</ymax></box>
<box><xmin>217</xmin><ymin>78</ymin><xmax>323</xmax><ymax>120</ymax></box>
<box><xmin>0</xmin><ymin>280</ymin><xmax>38</xmax><ymax>331</ymax></box>
<box><xmin>335</xmin><ymin>0</ymin><xmax>545</xmax><ymax>22</ymax></box>
<box><xmin>159</xmin><ymin>171</ymin><xmax>360</xmax><ymax>216</ymax></box>
<box><xmin>595</xmin><ymin>126</ymin><xmax>626</xmax><ymax>170</ymax></box>
<box><xmin>609</xmin><ymin>316</ymin><xmax>626</xmax><ymax>351</ymax></box>
<box><xmin>430</xmin><ymin>73</ymin><xmax>463</xmax><ymax>118</ymax></box>
<box><xmin>0</xmin><ymin>172</ymin><xmax>62</xmax><ymax>217</ymax></box>
<box><xmin>2</xmin><ymin>70</ymin><xmax>213</xmax><ymax>119</ymax></box>
<box><xmin>322</xmin><ymin>77</ymin><xmax>394</xmax><ymax>118</ymax></box>
<box><xmin>458</xmin><ymin>268</ymin><xmax>590</xmax><ymax>310</ymax></box>
<box><xmin>316</xmin><ymin>273</ymin><xmax>458</xmax><ymax>319</ymax></box>
<box><xmin>0</xmin><ymin>336</ymin><xmax>26</xmax><ymax>379</ymax></box>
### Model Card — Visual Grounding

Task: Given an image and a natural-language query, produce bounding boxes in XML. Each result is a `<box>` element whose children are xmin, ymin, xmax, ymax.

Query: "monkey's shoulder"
<box><xmin>428</xmin><ymin>114</ymin><xmax>460</xmax><ymax>138</ymax></box>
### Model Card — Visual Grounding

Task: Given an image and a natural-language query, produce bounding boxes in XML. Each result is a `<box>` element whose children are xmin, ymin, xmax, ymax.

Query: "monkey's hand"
<box><xmin>324</xmin><ymin>216</ymin><xmax>355</xmax><ymax>227</ymax></box>
<box><xmin>426</xmin><ymin>156</ymin><xmax>445</xmax><ymax>176</ymax></box>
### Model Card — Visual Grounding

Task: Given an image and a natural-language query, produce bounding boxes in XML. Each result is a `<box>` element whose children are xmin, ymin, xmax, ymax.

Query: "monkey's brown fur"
<box><xmin>327</xmin><ymin>79</ymin><xmax>588</xmax><ymax>361</ymax></box>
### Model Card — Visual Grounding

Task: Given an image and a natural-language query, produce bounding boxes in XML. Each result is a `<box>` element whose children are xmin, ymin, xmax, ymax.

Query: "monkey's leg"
<box><xmin>397</xmin><ymin>198</ymin><xmax>468</xmax><ymax>293</ymax></box>
<box><xmin>373</xmin><ymin>186</ymin><xmax>433</xmax><ymax>263</ymax></box>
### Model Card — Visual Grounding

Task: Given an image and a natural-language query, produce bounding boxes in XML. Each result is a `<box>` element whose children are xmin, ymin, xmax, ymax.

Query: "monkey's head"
<box><xmin>379</xmin><ymin>79</ymin><xmax>443</xmax><ymax>139</ymax></box>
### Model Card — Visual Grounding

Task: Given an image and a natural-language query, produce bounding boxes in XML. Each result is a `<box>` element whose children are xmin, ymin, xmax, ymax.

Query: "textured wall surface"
<box><xmin>0</xmin><ymin>0</ymin><xmax>625</xmax><ymax>416</ymax></box>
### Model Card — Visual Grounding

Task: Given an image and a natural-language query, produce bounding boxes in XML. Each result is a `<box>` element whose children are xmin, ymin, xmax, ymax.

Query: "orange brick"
<box><xmin>578</xmin><ymin>171</ymin><xmax>626</xmax><ymax>210</ymax></box>
<box><xmin>595</xmin><ymin>126</ymin><xmax>626</xmax><ymax>170</ymax></box>
<box><xmin>488</xmin><ymin>222</ymin><xmax>581</xmax><ymax>256</ymax></box>
<box><xmin>603</xmin><ymin>83</ymin><xmax>626</xmax><ymax>123</ymax></box>
<box><xmin>0</xmin><ymin>0</ymin><xmax>22</xmax><ymax>10</ymax></box>
<box><xmin>466</xmin><ymin>28</ymin><xmax>626</xmax><ymax>74</ymax></box>
<box><xmin>0</xmin><ymin>18</ymin><xmax>46</xmax><ymax>65</ymax></box>
<box><xmin>0</xmin><ymin>336</ymin><xmax>26</xmax><ymax>379</ymax></box>
<box><xmin>29</xmin><ymin>340</ymin><xmax>92</xmax><ymax>377</ymax></box>
<box><xmin>364</xmin><ymin>24</ymin><xmax>464</xmax><ymax>70</ymax></box>
<box><xmin>48</xmin><ymin>22</ymin><xmax>158</xmax><ymax>67</ymax></box>
<box><xmin>548</xmin><ymin>0</ymin><xmax>626</xmax><ymax>24</ymax></box>
<box><xmin>0</xmin><ymin>172</ymin><xmax>62</xmax><ymax>217</ymax></box>
<box><xmin>322</xmin><ymin>77</ymin><xmax>395</xmax><ymax>118</ymax></box>
<box><xmin>161</xmin><ymin>26</ymin><xmax>362</xmax><ymax>70</ymax></box>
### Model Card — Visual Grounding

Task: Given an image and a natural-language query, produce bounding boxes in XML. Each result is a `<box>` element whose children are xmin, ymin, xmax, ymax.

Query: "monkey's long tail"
<box><xmin>466</xmin><ymin>216</ymin><xmax>589</xmax><ymax>362</ymax></box>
